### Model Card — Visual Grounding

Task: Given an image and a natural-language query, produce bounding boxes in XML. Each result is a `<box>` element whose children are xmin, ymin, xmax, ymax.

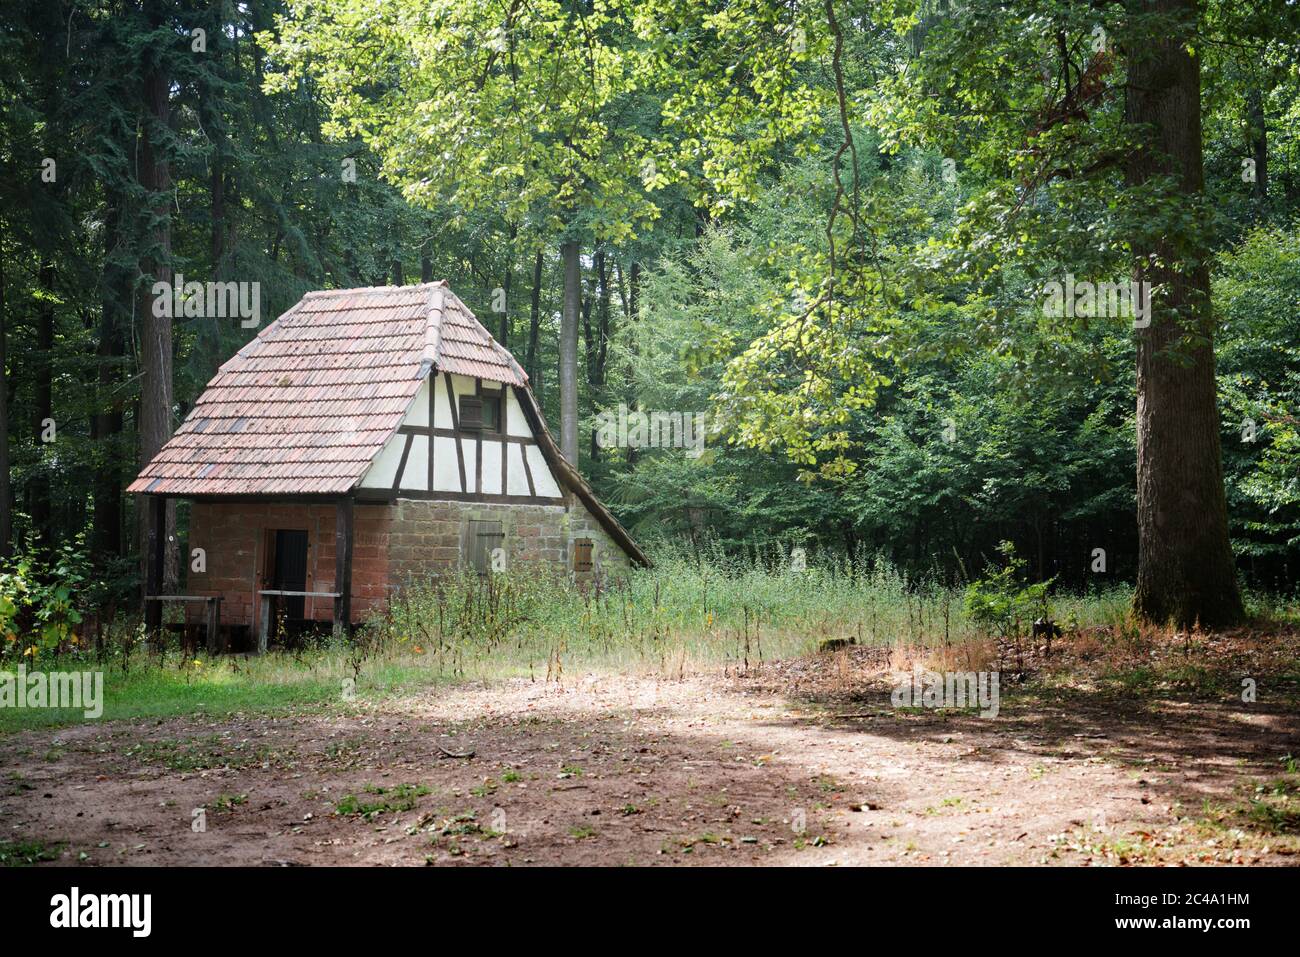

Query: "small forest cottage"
<box><xmin>128</xmin><ymin>282</ymin><xmax>648</xmax><ymax>650</ymax></box>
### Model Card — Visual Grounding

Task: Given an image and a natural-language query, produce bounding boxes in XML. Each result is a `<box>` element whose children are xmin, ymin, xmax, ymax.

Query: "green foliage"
<box><xmin>124</xmin><ymin>736</ymin><xmax>288</xmax><ymax>773</ymax></box>
<box><xmin>615</xmin><ymin>156</ymin><xmax>1138</xmax><ymax>583</ymax></box>
<box><xmin>267</xmin><ymin>0</ymin><xmax>660</xmax><ymax>242</ymax></box>
<box><xmin>0</xmin><ymin>538</ymin><xmax>90</xmax><ymax>661</ymax></box>
<box><xmin>1216</xmin><ymin>225</ymin><xmax>1300</xmax><ymax>571</ymax></box>
<box><xmin>963</xmin><ymin>542</ymin><xmax>1052</xmax><ymax>641</ymax></box>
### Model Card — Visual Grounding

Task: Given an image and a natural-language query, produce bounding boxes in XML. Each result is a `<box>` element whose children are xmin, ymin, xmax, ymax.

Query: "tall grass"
<box><xmin>0</xmin><ymin>544</ymin><xmax>1139</xmax><ymax>732</ymax></box>
<box><xmin>365</xmin><ymin>542</ymin><xmax>1132</xmax><ymax>680</ymax></box>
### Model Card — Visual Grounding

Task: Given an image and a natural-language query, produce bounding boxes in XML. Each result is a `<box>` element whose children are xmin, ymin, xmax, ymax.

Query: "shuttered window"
<box><xmin>481</xmin><ymin>392</ymin><xmax>501</xmax><ymax>431</ymax></box>
<box><xmin>573</xmin><ymin>538</ymin><xmax>594</xmax><ymax>572</ymax></box>
<box><xmin>467</xmin><ymin>520</ymin><xmax>504</xmax><ymax>574</ymax></box>
<box><xmin>458</xmin><ymin>393</ymin><xmax>501</xmax><ymax>432</ymax></box>
<box><xmin>459</xmin><ymin>396</ymin><xmax>483</xmax><ymax>430</ymax></box>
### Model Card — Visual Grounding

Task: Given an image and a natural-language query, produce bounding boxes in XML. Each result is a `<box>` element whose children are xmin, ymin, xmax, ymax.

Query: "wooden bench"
<box><xmin>144</xmin><ymin>595</ymin><xmax>223</xmax><ymax>653</ymax></box>
<box><xmin>256</xmin><ymin>590</ymin><xmax>341</xmax><ymax>653</ymax></box>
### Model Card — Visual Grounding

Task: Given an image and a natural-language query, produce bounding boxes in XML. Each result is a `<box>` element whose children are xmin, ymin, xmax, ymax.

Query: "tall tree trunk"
<box><xmin>211</xmin><ymin>165</ymin><xmax>227</xmax><ymax>277</ymax></box>
<box><xmin>390</xmin><ymin>208</ymin><xmax>403</xmax><ymax>285</ymax></box>
<box><xmin>597</xmin><ymin>258</ymin><xmax>610</xmax><ymax>386</ymax></box>
<box><xmin>1127</xmin><ymin>0</ymin><xmax>1242</xmax><ymax>627</ymax></box>
<box><xmin>203</xmin><ymin>157</ymin><xmax>227</xmax><ymax>379</ymax></box>
<box><xmin>0</xmin><ymin>243</ymin><xmax>9</xmax><ymax>561</ymax></box>
<box><xmin>499</xmin><ymin>268</ymin><xmax>511</xmax><ymax>346</ymax></box>
<box><xmin>204</xmin><ymin>0</ymin><xmax>229</xmax><ymax>381</ymax></box>
<box><xmin>206</xmin><ymin>0</ymin><xmax>230</xmax><ymax>280</ymax></box>
<box><xmin>560</xmin><ymin>239</ymin><xmax>580</xmax><ymax>464</ymax></box>
<box><xmin>137</xmin><ymin>25</ymin><xmax>177</xmax><ymax>592</ymax></box>
<box><xmin>1246</xmin><ymin>87</ymin><xmax>1268</xmax><ymax>210</ymax></box>
<box><xmin>625</xmin><ymin>261</ymin><xmax>640</xmax><ymax>466</ymax></box>
<box><xmin>30</xmin><ymin>261</ymin><xmax>55</xmax><ymax>551</ymax></box>
<box><xmin>421</xmin><ymin>243</ymin><xmax>434</xmax><ymax>283</ymax></box>
<box><xmin>94</xmin><ymin>328</ymin><xmax>126</xmax><ymax>562</ymax></box>
<box><xmin>588</xmin><ymin>250</ymin><xmax>611</xmax><ymax>461</ymax></box>
<box><xmin>25</xmin><ymin>0</ymin><xmax>65</xmax><ymax>555</ymax></box>
<box><xmin>94</xmin><ymin>191</ymin><xmax>127</xmax><ymax>562</ymax></box>
<box><xmin>579</xmin><ymin>289</ymin><xmax>593</xmax><ymax>454</ymax></box>
<box><xmin>526</xmin><ymin>249</ymin><xmax>543</xmax><ymax>392</ymax></box>
<box><xmin>499</xmin><ymin>223</ymin><xmax>516</xmax><ymax>347</ymax></box>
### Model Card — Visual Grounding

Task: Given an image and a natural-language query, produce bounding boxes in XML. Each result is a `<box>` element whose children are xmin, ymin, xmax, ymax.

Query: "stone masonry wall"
<box><xmin>384</xmin><ymin>496</ymin><xmax>631</xmax><ymax>592</ymax></box>
<box><xmin>187</xmin><ymin>495</ymin><xmax>632</xmax><ymax>628</ymax></box>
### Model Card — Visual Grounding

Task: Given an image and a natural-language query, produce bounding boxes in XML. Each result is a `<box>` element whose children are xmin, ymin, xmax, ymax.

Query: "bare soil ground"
<box><xmin>3</xmin><ymin>639</ymin><xmax>1299</xmax><ymax>867</ymax></box>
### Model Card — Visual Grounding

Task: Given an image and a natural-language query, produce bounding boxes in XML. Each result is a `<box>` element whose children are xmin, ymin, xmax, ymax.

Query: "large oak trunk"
<box><xmin>1126</xmin><ymin>0</ymin><xmax>1242</xmax><ymax>627</ymax></box>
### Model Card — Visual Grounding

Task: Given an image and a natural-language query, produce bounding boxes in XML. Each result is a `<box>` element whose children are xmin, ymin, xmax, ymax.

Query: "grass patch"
<box><xmin>0</xmin><ymin>655</ymin><xmax>467</xmax><ymax>735</ymax></box>
<box><xmin>0</xmin><ymin>840</ymin><xmax>61</xmax><ymax>866</ymax></box>
<box><xmin>212</xmin><ymin>793</ymin><xmax>249</xmax><ymax>811</ymax></box>
<box><xmin>0</xmin><ymin>663</ymin><xmax>338</xmax><ymax>734</ymax></box>
<box><xmin>434</xmin><ymin>812</ymin><xmax>487</xmax><ymax>837</ymax></box>
<box><xmin>1243</xmin><ymin>777</ymin><xmax>1300</xmax><ymax>834</ymax></box>
<box><xmin>335</xmin><ymin>783</ymin><xmax>431</xmax><ymax>820</ymax></box>
<box><xmin>124</xmin><ymin>735</ymin><xmax>291</xmax><ymax>772</ymax></box>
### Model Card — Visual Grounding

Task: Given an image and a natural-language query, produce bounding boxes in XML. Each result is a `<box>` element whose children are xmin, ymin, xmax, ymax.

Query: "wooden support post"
<box><xmin>205</xmin><ymin>597</ymin><xmax>221</xmax><ymax>655</ymax></box>
<box><xmin>334</xmin><ymin>496</ymin><xmax>354</xmax><ymax>636</ymax></box>
<box><xmin>144</xmin><ymin>495</ymin><xmax>165</xmax><ymax>637</ymax></box>
<box><xmin>258</xmin><ymin>597</ymin><xmax>271</xmax><ymax>654</ymax></box>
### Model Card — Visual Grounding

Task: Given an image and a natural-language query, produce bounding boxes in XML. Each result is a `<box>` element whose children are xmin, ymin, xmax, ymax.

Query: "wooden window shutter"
<box><xmin>573</xmin><ymin>538</ymin><xmax>594</xmax><ymax>572</ymax></box>
<box><xmin>459</xmin><ymin>395</ymin><xmax>484</xmax><ymax>430</ymax></box>
<box><xmin>467</xmin><ymin>520</ymin><xmax>504</xmax><ymax>573</ymax></box>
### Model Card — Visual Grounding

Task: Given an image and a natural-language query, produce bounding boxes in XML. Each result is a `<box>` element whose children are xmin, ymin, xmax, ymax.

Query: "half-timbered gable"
<box><xmin>357</xmin><ymin>373</ymin><xmax>565</xmax><ymax>502</ymax></box>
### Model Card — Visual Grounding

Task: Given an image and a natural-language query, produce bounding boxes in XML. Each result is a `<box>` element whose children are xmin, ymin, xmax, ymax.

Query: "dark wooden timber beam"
<box><xmin>333</xmin><ymin>496</ymin><xmax>354</xmax><ymax>635</ymax></box>
<box><xmin>144</xmin><ymin>495</ymin><xmax>166</xmax><ymax>636</ymax></box>
<box><xmin>205</xmin><ymin>596</ymin><xmax>222</xmax><ymax>655</ymax></box>
<box><xmin>444</xmin><ymin>372</ymin><xmax>467</xmax><ymax>492</ymax></box>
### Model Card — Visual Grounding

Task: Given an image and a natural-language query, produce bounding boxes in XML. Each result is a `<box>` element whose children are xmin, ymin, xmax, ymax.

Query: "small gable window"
<box><xmin>458</xmin><ymin>392</ymin><xmax>501</xmax><ymax>432</ymax></box>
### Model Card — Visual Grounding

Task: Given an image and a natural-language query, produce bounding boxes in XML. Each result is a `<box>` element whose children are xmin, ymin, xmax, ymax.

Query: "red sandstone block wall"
<box><xmin>186</xmin><ymin>502</ymin><xmax>390</xmax><ymax>628</ymax></box>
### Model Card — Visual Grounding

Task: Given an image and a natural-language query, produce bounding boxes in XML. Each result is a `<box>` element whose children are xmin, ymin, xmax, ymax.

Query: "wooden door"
<box><xmin>273</xmin><ymin>529</ymin><xmax>309</xmax><ymax>619</ymax></box>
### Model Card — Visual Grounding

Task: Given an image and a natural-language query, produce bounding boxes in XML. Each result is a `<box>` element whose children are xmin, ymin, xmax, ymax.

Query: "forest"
<box><xmin>0</xmin><ymin>0</ymin><xmax>1299</xmax><ymax>872</ymax></box>
<box><xmin>7</xmin><ymin>0</ymin><xmax>1300</xmax><ymax>621</ymax></box>
<box><xmin>2</xmin><ymin>0</ymin><xmax>1299</xmax><ymax>616</ymax></box>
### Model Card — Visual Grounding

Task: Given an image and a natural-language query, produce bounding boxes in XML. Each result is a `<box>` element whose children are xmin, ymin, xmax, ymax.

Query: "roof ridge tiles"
<box><xmin>302</xmin><ymin>280</ymin><xmax>448</xmax><ymax>298</ymax></box>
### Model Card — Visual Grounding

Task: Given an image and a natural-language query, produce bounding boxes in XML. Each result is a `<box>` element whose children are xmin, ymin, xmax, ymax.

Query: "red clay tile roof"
<box><xmin>127</xmin><ymin>282</ymin><xmax>525</xmax><ymax>497</ymax></box>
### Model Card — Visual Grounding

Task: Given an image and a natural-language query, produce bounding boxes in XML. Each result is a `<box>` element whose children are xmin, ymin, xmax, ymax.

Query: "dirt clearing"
<box><xmin>3</xmin><ymin>649</ymin><xmax>1298</xmax><ymax>866</ymax></box>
